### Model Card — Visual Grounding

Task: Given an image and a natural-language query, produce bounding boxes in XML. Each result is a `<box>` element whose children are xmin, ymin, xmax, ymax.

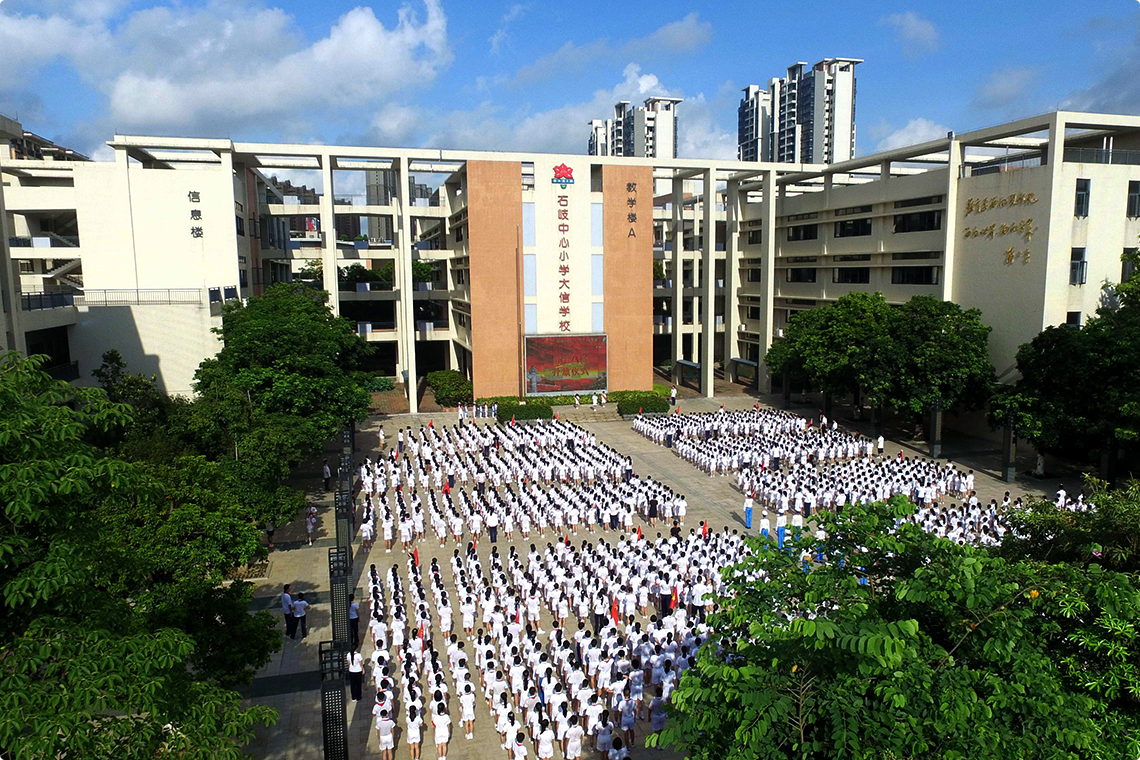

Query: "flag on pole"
<box><xmin>637</xmin><ymin>526</ymin><xmax>642</xmax><ymax>541</ymax></box>
<box><xmin>554</xmin><ymin>412</ymin><xmax>558</xmax><ymax>420</ymax></box>
<box><xmin>702</xmin><ymin>521</ymin><xmax>708</xmax><ymax>539</ymax></box>
<box><xmin>516</xmin><ymin>607</ymin><xmax>522</xmax><ymax>625</ymax></box>
<box><xmin>638</xmin><ymin>407</ymin><xmax>642</xmax><ymax>414</ymax></box>
<box><xmin>429</xmin><ymin>419</ymin><xmax>434</xmax><ymax>428</ymax></box>
<box><xmin>473</xmin><ymin>535</ymin><xmax>477</xmax><ymax>551</ymax></box>
<box><xmin>511</xmin><ymin>415</ymin><xmax>515</xmax><ymax>426</ymax></box>
<box><xmin>413</xmin><ymin>547</ymin><xmax>419</xmax><ymax>566</ymax></box>
<box><xmin>670</xmin><ymin>586</ymin><xmax>678</xmax><ymax>610</ymax></box>
<box><xmin>611</xmin><ymin>596</ymin><xmax>620</xmax><ymax>626</ymax></box>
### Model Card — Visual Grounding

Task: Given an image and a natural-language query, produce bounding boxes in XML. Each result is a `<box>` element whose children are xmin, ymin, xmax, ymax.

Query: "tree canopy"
<box><xmin>765</xmin><ymin>293</ymin><xmax>994</xmax><ymax>416</ymax></box>
<box><xmin>0</xmin><ymin>353</ymin><xmax>276</xmax><ymax>759</ymax></box>
<box><xmin>991</xmin><ymin>249</ymin><xmax>1140</xmax><ymax>468</ymax></box>
<box><xmin>654</xmin><ymin>497</ymin><xmax>1140</xmax><ymax>760</ymax></box>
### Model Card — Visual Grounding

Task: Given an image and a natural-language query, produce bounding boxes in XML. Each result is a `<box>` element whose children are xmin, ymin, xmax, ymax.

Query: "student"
<box><xmin>406</xmin><ymin>705</ymin><xmax>423</xmax><ymax>760</ymax></box>
<box><xmin>347</xmin><ymin>646</ymin><xmax>365</xmax><ymax>701</ymax></box>
<box><xmin>281</xmin><ymin>584</ymin><xmax>297</xmax><ymax>640</ymax></box>
<box><xmin>433</xmin><ymin>705</ymin><xmax>452</xmax><ymax>760</ymax></box>
<box><xmin>564</xmin><ymin>714</ymin><xmax>585</xmax><ymax>759</ymax></box>
<box><xmin>305</xmin><ymin>507</ymin><xmax>317</xmax><ymax>546</ymax></box>
<box><xmin>460</xmin><ymin>682</ymin><xmax>477</xmax><ymax>740</ymax></box>
<box><xmin>375</xmin><ymin>707</ymin><xmax>396</xmax><ymax>760</ymax></box>
<box><xmin>292</xmin><ymin>593</ymin><xmax>310</xmax><ymax>639</ymax></box>
<box><xmin>536</xmin><ymin>718</ymin><xmax>556</xmax><ymax>760</ymax></box>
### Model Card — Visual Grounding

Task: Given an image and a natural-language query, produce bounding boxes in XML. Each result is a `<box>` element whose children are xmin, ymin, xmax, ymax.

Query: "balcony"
<box><xmin>45</xmin><ymin>361</ymin><xmax>80</xmax><ymax>382</ymax></box>
<box><xmin>77</xmin><ymin>288</ymin><xmax>204</xmax><ymax>306</ymax></box>
<box><xmin>1063</xmin><ymin>147</ymin><xmax>1140</xmax><ymax>166</ymax></box>
<box><xmin>415</xmin><ymin>318</ymin><xmax>450</xmax><ymax>332</ymax></box>
<box><xmin>21</xmin><ymin>291</ymin><xmax>75</xmax><ymax>310</ymax></box>
<box><xmin>9</xmin><ymin>234</ymin><xmax>80</xmax><ymax>249</ymax></box>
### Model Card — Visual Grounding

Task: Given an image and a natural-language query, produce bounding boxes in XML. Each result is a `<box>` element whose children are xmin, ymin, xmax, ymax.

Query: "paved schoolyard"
<box><xmin>239</xmin><ymin>395</ymin><xmax>1073</xmax><ymax>759</ymax></box>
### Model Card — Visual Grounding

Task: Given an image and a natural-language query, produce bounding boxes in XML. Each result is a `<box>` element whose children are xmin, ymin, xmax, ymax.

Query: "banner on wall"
<box><xmin>523</xmin><ymin>334</ymin><xmax>608</xmax><ymax>395</ymax></box>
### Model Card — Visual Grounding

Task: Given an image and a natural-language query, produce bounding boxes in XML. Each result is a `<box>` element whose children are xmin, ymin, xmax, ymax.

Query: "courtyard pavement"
<box><xmin>238</xmin><ymin>394</ymin><xmax>1077</xmax><ymax>759</ymax></box>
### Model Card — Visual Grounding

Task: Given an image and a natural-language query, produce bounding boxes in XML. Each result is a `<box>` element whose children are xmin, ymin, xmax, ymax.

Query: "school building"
<box><xmin>1</xmin><ymin>110</ymin><xmax>1137</xmax><ymax>406</ymax></box>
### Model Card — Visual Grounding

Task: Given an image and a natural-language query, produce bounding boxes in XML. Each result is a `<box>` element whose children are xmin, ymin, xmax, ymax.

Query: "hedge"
<box><xmin>476</xmin><ymin>388</ymin><xmax>672</xmax><ymax>407</ymax></box>
<box><xmin>495</xmin><ymin>402</ymin><xmax>553</xmax><ymax>422</ymax></box>
<box><xmin>617</xmin><ymin>395</ymin><xmax>670</xmax><ymax>415</ymax></box>
<box><xmin>362</xmin><ymin>375</ymin><xmax>395</xmax><ymax>392</ymax></box>
<box><xmin>425</xmin><ymin>370</ymin><xmax>473</xmax><ymax>407</ymax></box>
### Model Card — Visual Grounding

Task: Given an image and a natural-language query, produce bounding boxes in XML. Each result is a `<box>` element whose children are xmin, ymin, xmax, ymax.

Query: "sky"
<box><xmin>2</xmin><ymin>0</ymin><xmax>1140</xmax><ymax>177</ymax></box>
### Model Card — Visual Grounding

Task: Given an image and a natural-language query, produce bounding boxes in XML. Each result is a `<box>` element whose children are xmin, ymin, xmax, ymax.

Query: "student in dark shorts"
<box><xmin>647</xmin><ymin>497</ymin><xmax>659</xmax><ymax>526</ymax></box>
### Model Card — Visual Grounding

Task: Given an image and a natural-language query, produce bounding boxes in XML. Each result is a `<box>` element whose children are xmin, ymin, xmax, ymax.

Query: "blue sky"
<box><xmin>2</xmin><ymin>0</ymin><xmax>1139</xmax><ymax>168</ymax></box>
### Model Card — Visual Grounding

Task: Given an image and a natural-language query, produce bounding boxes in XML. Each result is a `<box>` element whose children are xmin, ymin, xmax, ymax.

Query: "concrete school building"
<box><xmin>1</xmin><ymin>109</ymin><xmax>1138</xmax><ymax>407</ymax></box>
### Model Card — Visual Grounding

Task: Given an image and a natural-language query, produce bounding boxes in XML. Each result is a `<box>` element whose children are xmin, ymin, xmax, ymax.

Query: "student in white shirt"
<box><xmin>433</xmin><ymin>706</ymin><xmax>452</xmax><ymax>760</ymax></box>
<box><xmin>374</xmin><ymin>707</ymin><xmax>396</xmax><ymax>760</ymax></box>
<box><xmin>405</xmin><ymin>705</ymin><xmax>423</xmax><ymax>760</ymax></box>
<box><xmin>292</xmin><ymin>593</ymin><xmax>309</xmax><ymax>639</ymax></box>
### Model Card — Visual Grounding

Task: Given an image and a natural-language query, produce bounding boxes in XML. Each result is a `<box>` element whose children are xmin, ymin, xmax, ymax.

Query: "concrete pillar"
<box><xmin>721</xmin><ymin>179</ymin><xmax>740</xmax><ymax>384</ymax></box>
<box><xmin>1001</xmin><ymin>417</ymin><xmax>1016</xmax><ymax>482</ymax></box>
<box><xmin>757</xmin><ymin>170</ymin><xmax>778</xmax><ymax>392</ymax></box>
<box><xmin>700</xmin><ymin>169</ymin><xmax>715</xmax><ymax>398</ymax></box>
<box><xmin>929</xmin><ymin>398</ymin><xmax>943</xmax><ymax>459</ymax></box>
<box><xmin>395</xmin><ymin>156</ymin><xmax>419</xmax><ymax>414</ymax></box>
<box><xmin>941</xmin><ymin>139</ymin><xmax>962</xmax><ymax>300</ymax></box>
<box><xmin>670</xmin><ymin>176</ymin><xmax>684</xmax><ymax>386</ymax></box>
<box><xmin>319</xmin><ymin>155</ymin><xmax>340</xmax><ymax>316</ymax></box>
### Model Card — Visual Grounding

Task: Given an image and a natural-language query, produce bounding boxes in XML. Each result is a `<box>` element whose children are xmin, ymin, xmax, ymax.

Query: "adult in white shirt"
<box><xmin>291</xmin><ymin>593</ymin><xmax>310</xmax><ymax>639</ymax></box>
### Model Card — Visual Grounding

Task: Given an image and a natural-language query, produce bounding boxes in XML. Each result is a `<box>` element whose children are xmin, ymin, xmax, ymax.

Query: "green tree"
<box><xmin>295</xmin><ymin>258</ymin><xmax>324</xmax><ymax>286</ymax></box>
<box><xmin>209</xmin><ymin>283</ymin><xmax>372</xmax><ymax>449</ymax></box>
<box><xmin>991</xmin><ymin>251</ymin><xmax>1140</xmax><ymax>472</ymax></box>
<box><xmin>0</xmin><ymin>353</ymin><xmax>275</xmax><ymax>758</ymax></box>
<box><xmin>654</xmin><ymin>497</ymin><xmax>1140</xmax><ymax>760</ymax></box>
<box><xmin>412</xmin><ymin>259</ymin><xmax>435</xmax><ymax>283</ymax></box>
<box><xmin>889</xmin><ymin>296</ymin><xmax>994</xmax><ymax>417</ymax></box>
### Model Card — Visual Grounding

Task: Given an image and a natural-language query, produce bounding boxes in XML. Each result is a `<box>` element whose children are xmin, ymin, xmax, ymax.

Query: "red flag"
<box><xmin>637</xmin><ymin>526</ymin><xmax>642</xmax><ymax>541</ymax></box>
<box><xmin>473</xmin><ymin>535</ymin><xmax>477</xmax><ymax>551</ymax></box>
<box><xmin>419</xmin><ymin>620</ymin><xmax>425</xmax><ymax>639</ymax></box>
<box><xmin>611</xmin><ymin>596</ymin><xmax>620</xmax><ymax>626</ymax></box>
<box><xmin>511</xmin><ymin>415</ymin><xmax>515</xmax><ymax>426</ymax></box>
<box><xmin>670</xmin><ymin>587</ymin><xmax>678</xmax><ymax>610</ymax></box>
<box><xmin>554</xmin><ymin>412</ymin><xmax>558</xmax><ymax>420</ymax></box>
<box><xmin>702</xmin><ymin>521</ymin><xmax>708</xmax><ymax>539</ymax></box>
<box><xmin>429</xmin><ymin>419</ymin><xmax>434</xmax><ymax>428</ymax></box>
<box><xmin>638</xmin><ymin>407</ymin><xmax>642</xmax><ymax>414</ymax></box>
<box><xmin>516</xmin><ymin>608</ymin><xmax>522</xmax><ymax>624</ymax></box>
<box><xmin>413</xmin><ymin>547</ymin><xmax>419</xmax><ymax>566</ymax></box>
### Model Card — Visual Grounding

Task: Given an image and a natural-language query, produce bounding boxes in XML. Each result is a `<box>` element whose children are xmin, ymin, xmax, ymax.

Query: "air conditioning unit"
<box><xmin>777</xmin><ymin>328</ymin><xmax>785</xmax><ymax>338</ymax></box>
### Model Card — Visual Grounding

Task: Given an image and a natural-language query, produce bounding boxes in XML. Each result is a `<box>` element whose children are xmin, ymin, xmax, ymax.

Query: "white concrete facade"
<box><xmin>3</xmin><ymin>110</ymin><xmax>1138</xmax><ymax>405</ymax></box>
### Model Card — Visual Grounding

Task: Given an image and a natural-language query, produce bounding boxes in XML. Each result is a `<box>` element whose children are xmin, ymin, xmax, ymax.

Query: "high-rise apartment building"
<box><xmin>740</xmin><ymin>57</ymin><xmax>861</xmax><ymax>164</ymax></box>
<box><xmin>588</xmin><ymin>97</ymin><xmax>682</xmax><ymax>158</ymax></box>
<box><xmin>737</xmin><ymin>84</ymin><xmax>772</xmax><ymax>162</ymax></box>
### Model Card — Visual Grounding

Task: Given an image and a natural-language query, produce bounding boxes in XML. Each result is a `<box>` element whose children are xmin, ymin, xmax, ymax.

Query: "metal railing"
<box><xmin>1063</xmin><ymin>147</ymin><xmax>1140</xmax><ymax>166</ymax></box>
<box><xmin>9</xmin><ymin>234</ymin><xmax>81</xmax><ymax>248</ymax></box>
<box><xmin>45</xmin><ymin>361</ymin><xmax>80</xmax><ymax>381</ymax></box>
<box><xmin>21</xmin><ymin>291</ymin><xmax>75</xmax><ymax>310</ymax></box>
<box><xmin>77</xmin><ymin>288</ymin><xmax>204</xmax><ymax>306</ymax></box>
<box><xmin>339</xmin><ymin>281</ymin><xmax>394</xmax><ymax>292</ymax></box>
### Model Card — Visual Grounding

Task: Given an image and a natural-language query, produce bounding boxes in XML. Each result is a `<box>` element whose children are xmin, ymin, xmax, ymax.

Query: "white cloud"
<box><xmin>513</xmin><ymin>14</ymin><xmax>712</xmax><ymax>85</ymax></box>
<box><xmin>369</xmin><ymin>104</ymin><xmax>421</xmax><ymax>145</ymax></box>
<box><xmin>0</xmin><ymin>9</ymin><xmax>112</xmax><ymax>83</ymax></box>
<box><xmin>879</xmin><ymin>11</ymin><xmax>938</xmax><ymax>58</ymax></box>
<box><xmin>875</xmin><ymin>118</ymin><xmax>951</xmax><ymax>152</ymax></box>
<box><xmin>0</xmin><ymin>0</ymin><xmax>452</xmax><ymax>140</ymax></box>
<box><xmin>1057</xmin><ymin>29</ymin><xmax>1140</xmax><ymax>114</ymax></box>
<box><xmin>675</xmin><ymin>93</ymin><xmax>736</xmax><ymax>160</ymax></box>
<box><xmin>490</xmin><ymin>3</ymin><xmax>528</xmax><ymax>54</ymax></box>
<box><xmin>972</xmin><ymin>66</ymin><xmax>1039</xmax><ymax>111</ymax></box>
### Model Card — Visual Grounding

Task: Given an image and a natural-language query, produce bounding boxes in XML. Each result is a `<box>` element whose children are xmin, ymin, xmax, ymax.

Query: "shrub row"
<box><xmin>495</xmin><ymin>402</ymin><xmax>554</xmax><ymax>422</ymax></box>
<box><xmin>362</xmin><ymin>375</ymin><xmax>395</xmax><ymax>393</ymax></box>
<box><xmin>616</xmin><ymin>394</ymin><xmax>670</xmax><ymax>415</ymax></box>
<box><xmin>425</xmin><ymin>370</ymin><xmax>473</xmax><ymax>407</ymax></box>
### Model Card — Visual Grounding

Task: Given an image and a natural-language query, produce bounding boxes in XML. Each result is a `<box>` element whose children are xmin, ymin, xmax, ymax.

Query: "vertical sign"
<box><xmin>188</xmin><ymin>190</ymin><xmax>203</xmax><ymax>238</ymax></box>
<box><xmin>552</xmin><ymin>163</ymin><xmax>574</xmax><ymax>332</ymax></box>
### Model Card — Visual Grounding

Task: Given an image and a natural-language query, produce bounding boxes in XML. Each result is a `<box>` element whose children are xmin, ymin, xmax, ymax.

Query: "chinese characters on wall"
<box><xmin>626</xmin><ymin>181</ymin><xmax>637</xmax><ymax>238</ymax></box>
<box><xmin>188</xmin><ymin>190</ymin><xmax>203</xmax><ymax>238</ymax></box>
<box><xmin>552</xmin><ymin>164</ymin><xmax>574</xmax><ymax>332</ymax></box>
<box><xmin>963</xmin><ymin>191</ymin><xmax>1039</xmax><ymax>265</ymax></box>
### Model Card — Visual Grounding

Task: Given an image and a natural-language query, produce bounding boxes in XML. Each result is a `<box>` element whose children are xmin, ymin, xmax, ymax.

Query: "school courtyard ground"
<box><xmin>237</xmin><ymin>394</ymin><xmax>1077</xmax><ymax>760</ymax></box>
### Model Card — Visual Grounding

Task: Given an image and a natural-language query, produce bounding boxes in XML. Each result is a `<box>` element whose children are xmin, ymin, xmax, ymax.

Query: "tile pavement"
<box><xmin>239</xmin><ymin>394</ymin><xmax>1077</xmax><ymax>759</ymax></box>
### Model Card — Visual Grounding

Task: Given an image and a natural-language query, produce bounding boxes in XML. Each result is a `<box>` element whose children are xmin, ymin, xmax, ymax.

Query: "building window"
<box><xmin>1066</xmin><ymin>311</ymin><xmax>1082</xmax><ymax>327</ymax></box>
<box><xmin>834</xmin><ymin>205</ymin><xmax>873</xmax><ymax>217</ymax></box>
<box><xmin>1128</xmin><ymin>181</ymin><xmax>1139</xmax><ymax>218</ymax></box>
<box><xmin>747</xmin><ymin>305</ymin><xmax>762</xmax><ymax>320</ymax></box>
<box><xmin>891</xmin><ymin>266</ymin><xmax>939</xmax><ymax>285</ymax></box>
<box><xmin>786</xmin><ymin>256</ymin><xmax>817</xmax><ymax>263</ymax></box>
<box><xmin>834</xmin><ymin>218</ymin><xmax>872</xmax><ymax>238</ymax></box>
<box><xmin>894</xmin><ymin>195</ymin><xmax>943</xmax><ymax>208</ymax></box>
<box><xmin>893</xmin><ymin>251</ymin><xmax>938</xmax><ymax>260</ymax></box>
<box><xmin>786</xmin><ymin>268</ymin><xmax>816</xmax><ymax>283</ymax></box>
<box><xmin>1070</xmin><ymin>247</ymin><xmax>1087</xmax><ymax>285</ymax></box>
<box><xmin>746</xmin><ymin>268</ymin><xmax>762</xmax><ymax>283</ymax></box>
<box><xmin>834</xmin><ymin>254</ymin><xmax>871</xmax><ymax>262</ymax></box>
<box><xmin>1074</xmin><ymin>178</ymin><xmax>1090</xmax><ymax>217</ymax></box>
<box><xmin>893</xmin><ymin>210</ymin><xmax>942</xmax><ymax>233</ymax></box>
<box><xmin>18</xmin><ymin>260</ymin><xmax>34</xmax><ymax>273</ymax></box>
<box><xmin>239</xmin><ymin>268</ymin><xmax>248</xmax><ymax>288</ymax></box>
<box><xmin>833</xmin><ymin>267</ymin><xmax>871</xmax><ymax>284</ymax></box>
<box><xmin>747</xmin><ymin>229</ymin><xmax>763</xmax><ymax>245</ymax></box>
<box><xmin>235</xmin><ymin>216</ymin><xmax>245</xmax><ymax>236</ymax></box>
<box><xmin>787</xmin><ymin>224</ymin><xmax>818</xmax><ymax>241</ymax></box>
<box><xmin>454</xmin><ymin>224</ymin><xmax>465</xmax><ymax>243</ymax></box>
<box><xmin>1123</xmin><ymin>249</ymin><xmax>1138</xmax><ymax>283</ymax></box>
